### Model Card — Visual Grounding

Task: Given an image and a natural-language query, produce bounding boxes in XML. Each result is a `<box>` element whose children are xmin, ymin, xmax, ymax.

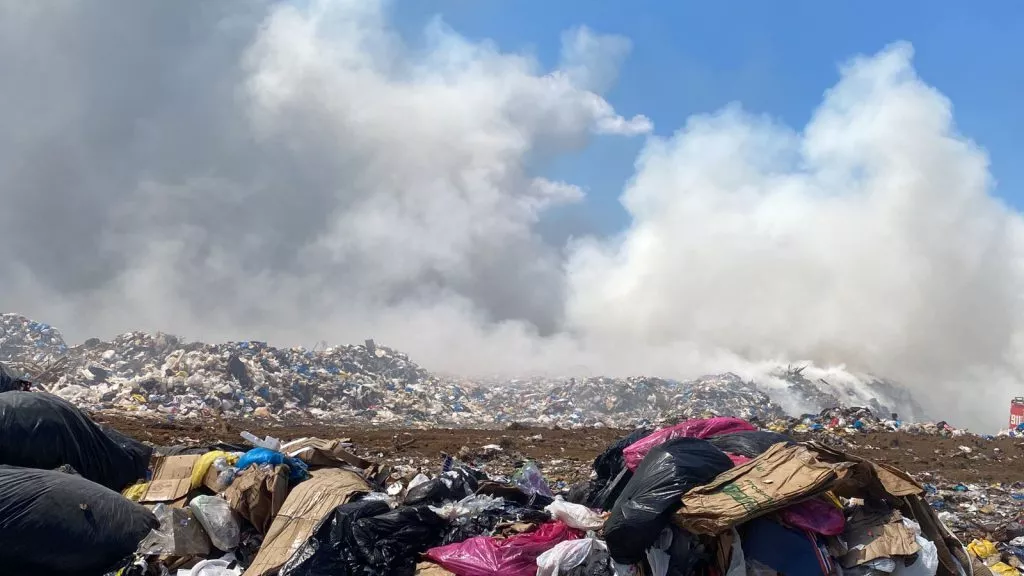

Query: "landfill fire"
<box><xmin>2</xmin><ymin>2</ymin><xmax>1023</xmax><ymax>574</ymax></box>
<box><xmin>3</xmin><ymin>313</ymin><xmax>1024</xmax><ymax>575</ymax></box>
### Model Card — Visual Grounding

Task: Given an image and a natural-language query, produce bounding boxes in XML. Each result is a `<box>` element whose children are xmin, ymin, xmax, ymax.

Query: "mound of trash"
<box><xmin>0</xmin><ymin>391</ymin><xmax>1004</xmax><ymax>576</ymax></box>
<box><xmin>1</xmin><ymin>314</ymin><xmax>928</xmax><ymax>428</ymax></box>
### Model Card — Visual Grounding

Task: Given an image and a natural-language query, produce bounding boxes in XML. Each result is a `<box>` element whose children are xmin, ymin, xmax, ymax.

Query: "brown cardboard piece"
<box><xmin>675</xmin><ymin>443</ymin><xmax>853</xmax><ymax>535</ymax></box>
<box><xmin>415</xmin><ymin>561</ymin><xmax>456</xmax><ymax>575</ymax></box>
<box><xmin>806</xmin><ymin>441</ymin><xmax>923</xmax><ymax>499</ymax></box>
<box><xmin>282</xmin><ymin>437</ymin><xmax>371</xmax><ymax>469</ymax></box>
<box><xmin>225</xmin><ymin>464</ymin><xmax>289</xmax><ymax>535</ymax></box>
<box><xmin>142</xmin><ymin>454</ymin><xmax>201</xmax><ymax>506</ymax></box>
<box><xmin>242</xmin><ymin>467</ymin><xmax>369</xmax><ymax>576</ymax></box>
<box><xmin>839</xmin><ymin>509</ymin><xmax>919</xmax><ymax>568</ymax></box>
<box><xmin>202</xmin><ymin>465</ymin><xmax>224</xmax><ymax>493</ymax></box>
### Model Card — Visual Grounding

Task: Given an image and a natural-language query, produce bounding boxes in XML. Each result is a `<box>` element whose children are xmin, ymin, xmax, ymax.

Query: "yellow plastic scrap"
<box><xmin>793</xmin><ymin>424</ymin><xmax>809</xmax><ymax>433</ymax></box>
<box><xmin>122</xmin><ymin>482</ymin><xmax>149</xmax><ymax>502</ymax></box>
<box><xmin>131</xmin><ymin>394</ymin><xmax>147</xmax><ymax>404</ymax></box>
<box><xmin>191</xmin><ymin>450</ymin><xmax>232</xmax><ymax>489</ymax></box>
<box><xmin>968</xmin><ymin>539</ymin><xmax>1000</xmax><ymax>561</ymax></box>
<box><xmin>991</xmin><ymin>563</ymin><xmax>1021</xmax><ymax>576</ymax></box>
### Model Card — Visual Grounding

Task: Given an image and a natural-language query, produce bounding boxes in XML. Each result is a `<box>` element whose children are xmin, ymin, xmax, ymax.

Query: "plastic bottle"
<box><xmin>214</xmin><ymin>467</ymin><xmax>237</xmax><ymax>491</ymax></box>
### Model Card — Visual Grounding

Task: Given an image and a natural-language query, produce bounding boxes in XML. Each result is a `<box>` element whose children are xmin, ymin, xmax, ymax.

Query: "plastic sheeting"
<box><xmin>426</xmin><ymin>521</ymin><xmax>581</xmax><ymax>576</ymax></box>
<box><xmin>0</xmin><ymin>465</ymin><xmax>158</xmax><ymax>576</ymax></box>
<box><xmin>513</xmin><ymin>461</ymin><xmax>555</xmax><ymax>499</ymax></box>
<box><xmin>605</xmin><ymin>437</ymin><xmax>734</xmax><ymax>564</ymax></box>
<box><xmin>0</xmin><ymin>391</ymin><xmax>151</xmax><ymax>491</ymax></box>
<box><xmin>190</xmin><ymin>495</ymin><xmax>241</xmax><ymax>552</ymax></box>
<box><xmin>138</xmin><ymin>504</ymin><xmax>213</xmax><ymax>557</ymax></box>
<box><xmin>623</xmin><ymin>418</ymin><xmax>755</xmax><ymax>471</ymax></box>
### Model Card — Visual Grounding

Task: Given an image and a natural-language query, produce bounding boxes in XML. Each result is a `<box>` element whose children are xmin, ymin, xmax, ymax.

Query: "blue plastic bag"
<box><xmin>236</xmin><ymin>448</ymin><xmax>308</xmax><ymax>481</ymax></box>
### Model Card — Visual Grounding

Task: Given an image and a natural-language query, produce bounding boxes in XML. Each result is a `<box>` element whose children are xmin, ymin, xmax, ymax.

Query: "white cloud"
<box><xmin>0</xmin><ymin>2</ymin><xmax>1021</xmax><ymax>430</ymax></box>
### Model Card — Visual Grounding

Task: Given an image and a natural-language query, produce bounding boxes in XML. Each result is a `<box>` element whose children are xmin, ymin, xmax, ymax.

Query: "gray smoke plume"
<box><xmin>1</xmin><ymin>0</ymin><xmax>1021</xmax><ymax>430</ymax></box>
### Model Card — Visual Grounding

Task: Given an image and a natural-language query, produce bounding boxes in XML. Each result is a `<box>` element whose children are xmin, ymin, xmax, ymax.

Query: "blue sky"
<box><xmin>393</xmin><ymin>0</ymin><xmax>1024</xmax><ymax>237</ymax></box>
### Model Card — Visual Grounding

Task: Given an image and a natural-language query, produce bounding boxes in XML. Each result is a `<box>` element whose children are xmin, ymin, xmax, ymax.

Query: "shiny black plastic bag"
<box><xmin>0</xmin><ymin>391</ymin><xmax>151</xmax><ymax>491</ymax></box>
<box><xmin>404</xmin><ymin>467</ymin><xmax>480</xmax><ymax>506</ymax></box>
<box><xmin>0</xmin><ymin>465</ymin><xmax>157</xmax><ymax>576</ymax></box>
<box><xmin>707</xmin><ymin>430</ymin><xmax>795</xmax><ymax>458</ymax></box>
<box><xmin>281</xmin><ymin>500</ymin><xmax>446</xmax><ymax>576</ymax></box>
<box><xmin>604</xmin><ymin>437</ymin><xmax>733</xmax><ymax>564</ymax></box>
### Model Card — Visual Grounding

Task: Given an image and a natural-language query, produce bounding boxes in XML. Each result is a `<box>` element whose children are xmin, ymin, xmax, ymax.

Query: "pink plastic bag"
<box><xmin>425</xmin><ymin>521</ymin><xmax>581</xmax><ymax>576</ymax></box>
<box><xmin>726</xmin><ymin>453</ymin><xmax>752</xmax><ymax>466</ymax></box>
<box><xmin>778</xmin><ymin>497</ymin><xmax>846</xmax><ymax>536</ymax></box>
<box><xmin>623</xmin><ymin>417</ymin><xmax>756</xmax><ymax>471</ymax></box>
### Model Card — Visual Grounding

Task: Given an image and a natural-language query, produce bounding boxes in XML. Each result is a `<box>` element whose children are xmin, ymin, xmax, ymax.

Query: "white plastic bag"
<box><xmin>430</xmin><ymin>494</ymin><xmax>504</xmax><ymax>520</ymax></box>
<box><xmin>646</xmin><ymin>528</ymin><xmax>674</xmax><ymax>576</ymax></box>
<box><xmin>408</xmin><ymin>473</ymin><xmax>430</xmax><ymax>490</ymax></box>
<box><xmin>726</xmin><ymin>528</ymin><xmax>748</xmax><ymax>576</ymax></box>
<box><xmin>537</xmin><ymin>537</ymin><xmax>606</xmax><ymax>576</ymax></box>
<box><xmin>545</xmin><ymin>499</ymin><xmax>605</xmax><ymax>531</ymax></box>
<box><xmin>189</xmin><ymin>495</ymin><xmax>240</xmax><ymax>552</ymax></box>
<box><xmin>181</xmin><ymin>553</ymin><xmax>242</xmax><ymax>576</ymax></box>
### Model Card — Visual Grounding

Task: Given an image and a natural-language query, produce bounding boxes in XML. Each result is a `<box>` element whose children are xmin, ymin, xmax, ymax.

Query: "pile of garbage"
<box><xmin>1</xmin><ymin>314</ymin><xmax>928</xmax><ymax>428</ymax></box>
<box><xmin>0</xmin><ymin>388</ymin><xmax>995</xmax><ymax>576</ymax></box>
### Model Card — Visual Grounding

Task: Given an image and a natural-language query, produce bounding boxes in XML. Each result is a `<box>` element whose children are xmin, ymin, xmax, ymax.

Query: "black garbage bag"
<box><xmin>567</xmin><ymin>428</ymin><xmax>651</xmax><ymax>511</ymax></box>
<box><xmin>0</xmin><ymin>465</ymin><xmax>158</xmax><ymax>576</ymax></box>
<box><xmin>0</xmin><ymin>391</ymin><xmax>151</xmax><ymax>491</ymax></box>
<box><xmin>0</xmin><ymin>363</ymin><xmax>29</xmax><ymax>392</ymax></box>
<box><xmin>567</xmin><ymin>481</ymin><xmax>597</xmax><ymax>506</ymax></box>
<box><xmin>283</xmin><ymin>500</ymin><xmax>389</xmax><ymax>576</ymax></box>
<box><xmin>707</xmin><ymin>431</ymin><xmax>794</xmax><ymax>458</ymax></box>
<box><xmin>405</xmin><ymin>467</ymin><xmax>480</xmax><ymax>506</ymax></box>
<box><xmin>281</xmin><ymin>500</ymin><xmax>446</xmax><ymax>576</ymax></box>
<box><xmin>593</xmin><ymin>427</ymin><xmax>652</xmax><ymax>482</ymax></box>
<box><xmin>604</xmin><ymin>437</ymin><xmax>733</xmax><ymax>565</ymax></box>
<box><xmin>100</xmin><ymin>424</ymin><xmax>153</xmax><ymax>471</ymax></box>
<box><xmin>593</xmin><ymin>467</ymin><xmax>633</xmax><ymax>511</ymax></box>
<box><xmin>350</xmin><ymin>505</ymin><xmax>447</xmax><ymax>573</ymax></box>
<box><xmin>666</xmin><ymin>526</ymin><xmax>708</xmax><ymax>576</ymax></box>
<box><xmin>441</xmin><ymin>501</ymin><xmax>551</xmax><ymax>545</ymax></box>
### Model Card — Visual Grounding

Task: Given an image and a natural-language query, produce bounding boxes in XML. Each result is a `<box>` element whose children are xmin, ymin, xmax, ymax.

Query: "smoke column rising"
<box><xmin>0</xmin><ymin>0</ymin><xmax>1021</xmax><ymax>430</ymax></box>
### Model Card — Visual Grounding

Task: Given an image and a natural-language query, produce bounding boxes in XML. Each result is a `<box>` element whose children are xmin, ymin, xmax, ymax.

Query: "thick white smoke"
<box><xmin>1</xmin><ymin>0</ymin><xmax>1021</xmax><ymax>430</ymax></box>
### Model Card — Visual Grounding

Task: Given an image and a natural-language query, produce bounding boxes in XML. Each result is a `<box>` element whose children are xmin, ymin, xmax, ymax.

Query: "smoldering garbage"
<box><xmin>1</xmin><ymin>312</ymin><xmax>1020</xmax><ymax>574</ymax></box>
<box><xmin>0</xmin><ymin>313</ymin><xmax>930</xmax><ymax>429</ymax></box>
<box><xmin>0</xmin><ymin>383</ymin><xmax>1006</xmax><ymax>576</ymax></box>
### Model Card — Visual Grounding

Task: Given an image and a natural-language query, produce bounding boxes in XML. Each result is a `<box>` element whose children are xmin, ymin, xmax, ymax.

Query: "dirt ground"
<box><xmin>94</xmin><ymin>412</ymin><xmax>1024</xmax><ymax>485</ymax></box>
